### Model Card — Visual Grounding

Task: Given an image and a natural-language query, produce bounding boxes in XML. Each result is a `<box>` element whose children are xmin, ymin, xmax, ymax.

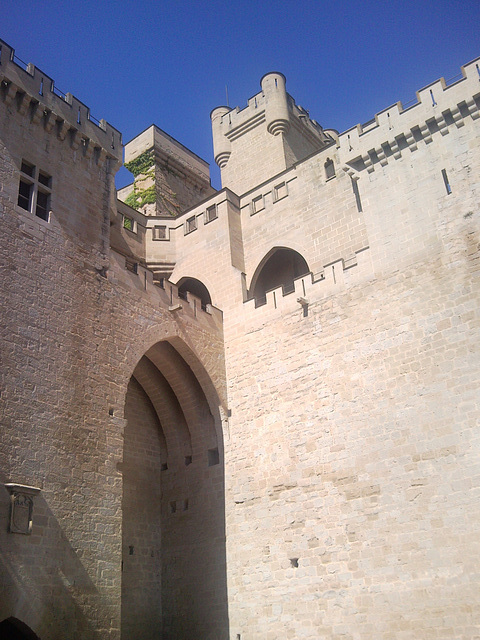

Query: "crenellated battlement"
<box><xmin>109</xmin><ymin>247</ymin><xmax>223</xmax><ymax>329</ymax></box>
<box><xmin>211</xmin><ymin>72</ymin><xmax>334</xmax><ymax>193</ymax></box>
<box><xmin>212</xmin><ymin>73</ymin><xmax>328</xmax><ymax>146</ymax></box>
<box><xmin>0</xmin><ymin>39</ymin><xmax>122</xmax><ymax>166</ymax></box>
<box><xmin>339</xmin><ymin>57</ymin><xmax>480</xmax><ymax>175</ymax></box>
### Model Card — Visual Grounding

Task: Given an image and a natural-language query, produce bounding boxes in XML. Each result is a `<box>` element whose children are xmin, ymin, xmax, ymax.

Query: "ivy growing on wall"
<box><xmin>124</xmin><ymin>148</ymin><xmax>156</xmax><ymax>211</ymax></box>
<box><xmin>124</xmin><ymin>185</ymin><xmax>156</xmax><ymax>210</ymax></box>
<box><xmin>124</xmin><ymin>148</ymin><xmax>155</xmax><ymax>178</ymax></box>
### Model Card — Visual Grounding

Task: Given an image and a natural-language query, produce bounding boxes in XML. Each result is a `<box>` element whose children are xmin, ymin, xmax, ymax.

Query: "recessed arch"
<box><xmin>177</xmin><ymin>277</ymin><xmax>212</xmax><ymax>310</ymax></box>
<box><xmin>249</xmin><ymin>246</ymin><xmax>310</xmax><ymax>306</ymax></box>
<box><xmin>121</xmin><ymin>337</ymin><xmax>227</xmax><ymax>639</ymax></box>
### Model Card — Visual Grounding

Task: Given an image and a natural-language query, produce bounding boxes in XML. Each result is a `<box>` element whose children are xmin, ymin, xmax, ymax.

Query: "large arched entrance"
<box><xmin>121</xmin><ymin>339</ymin><xmax>227</xmax><ymax>639</ymax></box>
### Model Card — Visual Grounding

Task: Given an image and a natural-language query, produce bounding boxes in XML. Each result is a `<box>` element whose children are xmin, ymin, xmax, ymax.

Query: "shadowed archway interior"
<box><xmin>0</xmin><ymin>618</ymin><xmax>41</xmax><ymax>640</ymax></box>
<box><xmin>250</xmin><ymin>247</ymin><xmax>310</xmax><ymax>306</ymax></box>
<box><xmin>121</xmin><ymin>340</ymin><xmax>227</xmax><ymax>640</ymax></box>
<box><xmin>177</xmin><ymin>277</ymin><xmax>212</xmax><ymax>311</ymax></box>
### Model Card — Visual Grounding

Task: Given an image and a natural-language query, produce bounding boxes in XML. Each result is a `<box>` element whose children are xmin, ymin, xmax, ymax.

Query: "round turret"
<box><xmin>210</xmin><ymin>106</ymin><xmax>232</xmax><ymax>168</ymax></box>
<box><xmin>260</xmin><ymin>72</ymin><xmax>290</xmax><ymax>136</ymax></box>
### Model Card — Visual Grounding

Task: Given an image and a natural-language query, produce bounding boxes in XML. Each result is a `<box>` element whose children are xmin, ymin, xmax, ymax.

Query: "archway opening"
<box><xmin>177</xmin><ymin>277</ymin><xmax>212</xmax><ymax>310</ymax></box>
<box><xmin>250</xmin><ymin>247</ymin><xmax>310</xmax><ymax>306</ymax></box>
<box><xmin>121</xmin><ymin>339</ymin><xmax>227</xmax><ymax>640</ymax></box>
<box><xmin>0</xmin><ymin>618</ymin><xmax>40</xmax><ymax>640</ymax></box>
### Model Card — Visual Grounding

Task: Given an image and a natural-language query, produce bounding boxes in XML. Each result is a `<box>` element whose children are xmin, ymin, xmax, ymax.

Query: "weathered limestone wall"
<box><xmin>217</xmin><ymin>73</ymin><xmax>480</xmax><ymax>638</ymax></box>
<box><xmin>0</xmin><ymin>44</ymin><xmax>228</xmax><ymax>640</ymax></box>
<box><xmin>160</xmin><ymin>63</ymin><xmax>480</xmax><ymax>638</ymax></box>
<box><xmin>2</xmin><ymin>36</ymin><xmax>479</xmax><ymax>639</ymax></box>
<box><xmin>224</xmin><ymin>253</ymin><xmax>479</xmax><ymax>639</ymax></box>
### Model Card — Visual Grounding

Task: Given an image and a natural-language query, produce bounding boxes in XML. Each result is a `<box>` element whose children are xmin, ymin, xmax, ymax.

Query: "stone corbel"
<box><xmin>5</xmin><ymin>483</ymin><xmax>41</xmax><ymax>535</ymax></box>
<box><xmin>3</xmin><ymin>81</ymin><xmax>18</xmax><ymax>107</ymax></box>
<box><xmin>30</xmin><ymin>101</ymin><xmax>44</xmax><ymax>125</ymax></box>
<box><xmin>57</xmin><ymin>119</ymin><xmax>70</xmax><ymax>141</ymax></box>
<box><xmin>17</xmin><ymin>92</ymin><xmax>30</xmax><ymax>116</ymax></box>
<box><xmin>43</xmin><ymin>109</ymin><xmax>56</xmax><ymax>133</ymax></box>
<box><xmin>70</xmin><ymin>129</ymin><xmax>83</xmax><ymax>151</ymax></box>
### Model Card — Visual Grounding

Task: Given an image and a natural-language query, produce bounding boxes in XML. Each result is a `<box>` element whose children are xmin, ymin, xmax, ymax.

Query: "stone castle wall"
<box><xmin>0</xmin><ymin>39</ymin><xmax>228</xmax><ymax>640</ymax></box>
<box><xmin>1</xmin><ymin>35</ymin><xmax>479</xmax><ymax>640</ymax></box>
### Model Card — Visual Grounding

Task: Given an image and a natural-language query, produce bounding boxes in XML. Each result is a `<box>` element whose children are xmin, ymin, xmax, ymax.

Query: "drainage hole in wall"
<box><xmin>185</xmin><ymin>455</ymin><xmax>192</xmax><ymax>466</ymax></box>
<box><xmin>129</xmin><ymin>545</ymin><xmax>134</xmax><ymax>555</ymax></box>
<box><xmin>290</xmin><ymin>557</ymin><xmax>299</xmax><ymax>568</ymax></box>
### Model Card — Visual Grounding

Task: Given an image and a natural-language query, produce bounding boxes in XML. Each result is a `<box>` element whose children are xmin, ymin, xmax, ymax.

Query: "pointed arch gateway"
<box><xmin>121</xmin><ymin>339</ymin><xmax>228</xmax><ymax>640</ymax></box>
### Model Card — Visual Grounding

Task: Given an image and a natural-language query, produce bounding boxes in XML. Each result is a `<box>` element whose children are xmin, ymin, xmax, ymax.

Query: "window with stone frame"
<box><xmin>324</xmin><ymin>158</ymin><xmax>336</xmax><ymax>180</ymax></box>
<box><xmin>185</xmin><ymin>215</ymin><xmax>197</xmax><ymax>234</ymax></box>
<box><xmin>205</xmin><ymin>204</ymin><xmax>217</xmax><ymax>223</ymax></box>
<box><xmin>17</xmin><ymin>160</ymin><xmax>52</xmax><ymax>221</ymax></box>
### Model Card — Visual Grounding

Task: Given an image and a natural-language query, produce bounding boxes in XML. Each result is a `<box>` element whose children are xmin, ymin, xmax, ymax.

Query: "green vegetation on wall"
<box><xmin>125</xmin><ymin>185</ymin><xmax>156</xmax><ymax>210</ymax></box>
<box><xmin>124</xmin><ymin>148</ymin><xmax>155</xmax><ymax>178</ymax></box>
<box><xmin>124</xmin><ymin>148</ymin><xmax>156</xmax><ymax>211</ymax></box>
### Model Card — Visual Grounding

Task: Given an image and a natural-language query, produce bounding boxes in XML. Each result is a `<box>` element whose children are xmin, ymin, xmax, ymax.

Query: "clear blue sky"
<box><xmin>2</xmin><ymin>0</ymin><xmax>479</xmax><ymax>189</ymax></box>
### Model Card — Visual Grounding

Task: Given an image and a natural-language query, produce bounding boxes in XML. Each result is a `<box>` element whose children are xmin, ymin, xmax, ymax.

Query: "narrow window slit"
<box><xmin>351</xmin><ymin>177</ymin><xmax>363</xmax><ymax>212</ymax></box>
<box><xmin>442</xmin><ymin>169</ymin><xmax>452</xmax><ymax>195</ymax></box>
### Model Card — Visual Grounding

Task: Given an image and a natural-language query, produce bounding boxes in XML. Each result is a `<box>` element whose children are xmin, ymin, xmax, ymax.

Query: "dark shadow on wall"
<box><xmin>0</xmin><ymin>618</ymin><xmax>41</xmax><ymax>639</ymax></box>
<box><xmin>122</xmin><ymin>340</ymin><xmax>228</xmax><ymax>640</ymax></box>
<box><xmin>0</xmin><ymin>482</ymin><xmax>105</xmax><ymax>640</ymax></box>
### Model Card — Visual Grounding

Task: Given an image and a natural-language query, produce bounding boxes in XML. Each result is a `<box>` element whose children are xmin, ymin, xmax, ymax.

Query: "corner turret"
<box><xmin>211</xmin><ymin>106</ymin><xmax>232</xmax><ymax>168</ymax></box>
<box><xmin>261</xmin><ymin>72</ymin><xmax>290</xmax><ymax>136</ymax></box>
<box><xmin>211</xmin><ymin>72</ymin><xmax>334</xmax><ymax>194</ymax></box>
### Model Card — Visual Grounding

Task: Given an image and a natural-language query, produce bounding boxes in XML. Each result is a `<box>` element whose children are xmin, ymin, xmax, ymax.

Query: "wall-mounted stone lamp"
<box><xmin>5</xmin><ymin>483</ymin><xmax>41</xmax><ymax>535</ymax></box>
<box><xmin>297</xmin><ymin>296</ymin><xmax>309</xmax><ymax>317</ymax></box>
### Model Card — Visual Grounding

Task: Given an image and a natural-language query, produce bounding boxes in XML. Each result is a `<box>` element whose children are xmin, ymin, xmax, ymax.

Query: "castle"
<box><xmin>0</xmin><ymin>36</ymin><xmax>479</xmax><ymax>639</ymax></box>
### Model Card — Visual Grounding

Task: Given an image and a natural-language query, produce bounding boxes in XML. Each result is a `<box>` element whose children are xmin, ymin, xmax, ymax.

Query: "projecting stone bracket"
<box><xmin>5</xmin><ymin>483</ymin><xmax>41</xmax><ymax>535</ymax></box>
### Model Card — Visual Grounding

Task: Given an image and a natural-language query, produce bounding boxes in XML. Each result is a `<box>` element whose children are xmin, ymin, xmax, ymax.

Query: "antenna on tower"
<box><xmin>225</xmin><ymin>84</ymin><xmax>229</xmax><ymax>107</ymax></box>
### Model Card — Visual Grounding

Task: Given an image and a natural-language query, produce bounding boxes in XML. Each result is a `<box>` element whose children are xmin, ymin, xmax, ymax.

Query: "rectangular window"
<box><xmin>273</xmin><ymin>182</ymin><xmax>287</xmax><ymax>202</ymax></box>
<box><xmin>17</xmin><ymin>160</ymin><xmax>52</xmax><ymax>222</ymax></box>
<box><xmin>125</xmin><ymin>258</ymin><xmax>138</xmax><ymax>274</ymax></box>
<box><xmin>185</xmin><ymin>216</ymin><xmax>197</xmax><ymax>234</ymax></box>
<box><xmin>21</xmin><ymin>160</ymin><xmax>35</xmax><ymax>177</ymax></box>
<box><xmin>38</xmin><ymin>171</ymin><xmax>51</xmax><ymax>188</ymax></box>
<box><xmin>123</xmin><ymin>215</ymin><xmax>136</xmax><ymax>232</ymax></box>
<box><xmin>251</xmin><ymin>195</ymin><xmax>264</xmax><ymax>215</ymax></box>
<box><xmin>205</xmin><ymin>204</ymin><xmax>217</xmax><ymax>223</ymax></box>
<box><xmin>36</xmin><ymin>190</ymin><xmax>49</xmax><ymax>221</ymax></box>
<box><xmin>17</xmin><ymin>180</ymin><xmax>32</xmax><ymax>211</ymax></box>
<box><xmin>152</xmin><ymin>225</ymin><xmax>167</xmax><ymax>240</ymax></box>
